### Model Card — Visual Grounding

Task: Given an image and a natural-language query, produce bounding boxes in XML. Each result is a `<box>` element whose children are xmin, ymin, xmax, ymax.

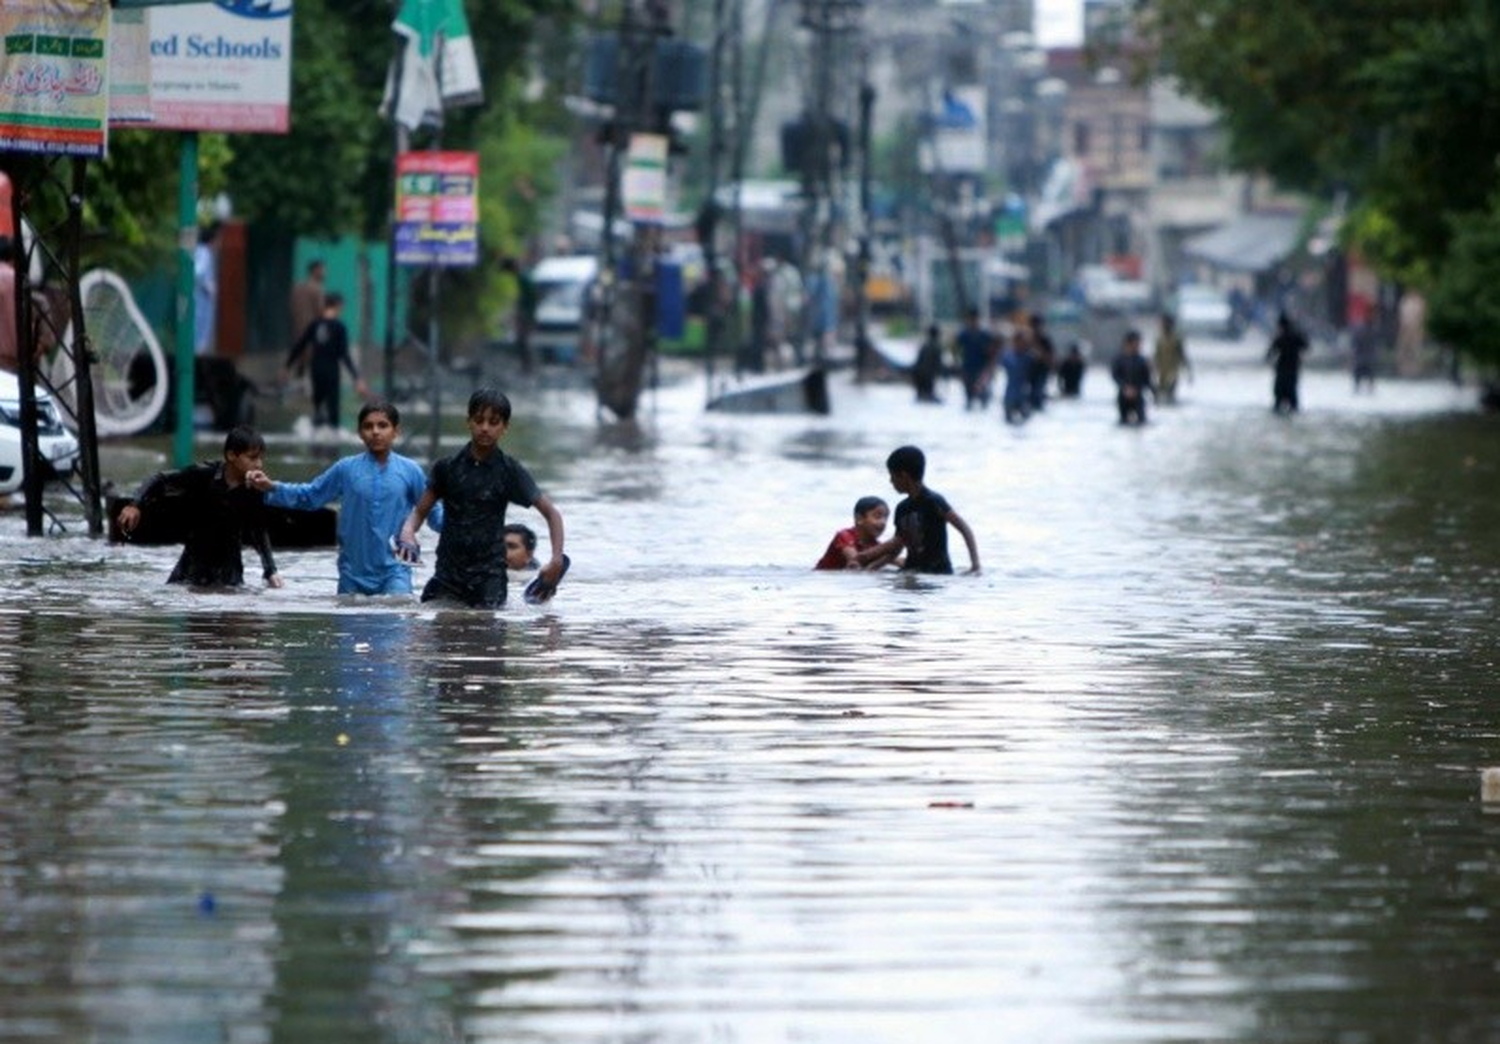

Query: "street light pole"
<box><xmin>854</xmin><ymin>78</ymin><xmax>874</xmax><ymax>381</ymax></box>
<box><xmin>595</xmin><ymin>0</ymin><xmax>669</xmax><ymax>421</ymax></box>
<box><xmin>796</xmin><ymin>0</ymin><xmax>862</xmax><ymax>368</ymax></box>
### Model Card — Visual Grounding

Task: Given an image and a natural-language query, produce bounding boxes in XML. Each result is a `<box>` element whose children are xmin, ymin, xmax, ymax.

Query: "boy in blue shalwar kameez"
<box><xmin>250</xmin><ymin>402</ymin><xmax>441</xmax><ymax>595</ymax></box>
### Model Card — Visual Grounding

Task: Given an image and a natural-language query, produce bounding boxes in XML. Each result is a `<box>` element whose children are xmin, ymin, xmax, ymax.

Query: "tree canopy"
<box><xmin>1140</xmin><ymin>0</ymin><xmax>1500</xmax><ymax>366</ymax></box>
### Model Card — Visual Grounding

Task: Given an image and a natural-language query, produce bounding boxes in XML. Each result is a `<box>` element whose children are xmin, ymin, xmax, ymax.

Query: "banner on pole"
<box><xmin>127</xmin><ymin>0</ymin><xmax>292</xmax><ymax>133</ymax></box>
<box><xmin>624</xmin><ymin>133</ymin><xmax>668</xmax><ymax>224</ymax></box>
<box><xmin>394</xmin><ymin>151</ymin><xmax>479</xmax><ymax>267</ymax></box>
<box><xmin>381</xmin><ymin>0</ymin><xmax>483</xmax><ymax>133</ymax></box>
<box><xmin>108</xmin><ymin>8</ymin><xmax>151</xmax><ymax>124</ymax></box>
<box><xmin>0</xmin><ymin>0</ymin><xmax>111</xmax><ymax>158</ymax></box>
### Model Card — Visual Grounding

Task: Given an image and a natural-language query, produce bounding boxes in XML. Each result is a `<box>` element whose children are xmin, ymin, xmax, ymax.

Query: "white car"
<box><xmin>1172</xmin><ymin>284</ymin><xmax>1240</xmax><ymax>338</ymax></box>
<box><xmin>0</xmin><ymin>369</ymin><xmax>81</xmax><ymax>495</ymax></box>
<box><xmin>530</xmin><ymin>254</ymin><xmax>599</xmax><ymax>364</ymax></box>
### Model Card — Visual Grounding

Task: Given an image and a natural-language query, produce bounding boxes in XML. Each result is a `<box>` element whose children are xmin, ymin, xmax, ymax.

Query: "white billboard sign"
<box><xmin>919</xmin><ymin>86</ymin><xmax>987</xmax><ymax>176</ymax></box>
<box><xmin>136</xmin><ymin>0</ymin><xmax>291</xmax><ymax>133</ymax></box>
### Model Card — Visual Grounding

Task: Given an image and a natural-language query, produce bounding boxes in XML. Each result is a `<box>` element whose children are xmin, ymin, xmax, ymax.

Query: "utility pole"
<box><xmin>702</xmin><ymin>0</ymin><xmax>732</xmax><ymax>402</ymax></box>
<box><xmin>595</xmin><ymin>0</ymin><xmax>671</xmax><ymax>422</ymax></box>
<box><xmin>9</xmin><ymin>155</ymin><xmax>104</xmax><ymax>537</ymax></box>
<box><xmin>796</xmin><ymin>0</ymin><xmax>862</xmax><ymax>368</ymax></box>
<box><xmin>854</xmin><ymin>78</ymin><xmax>874</xmax><ymax>381</ymax></box>
<box><xmin>921</xmin><ymin>82</ymin><xmax>973</xmax><ymax>323</ymax></box>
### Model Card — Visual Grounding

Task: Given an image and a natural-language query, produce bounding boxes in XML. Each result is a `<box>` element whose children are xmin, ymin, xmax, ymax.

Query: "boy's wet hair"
<box><xmin>853</xmin><ymin>495</ymin><xmax>887</xmax><ymax>517</ymax></box>
<box><xmin>224</xmin><ymin>425</ymin><xmax>265</xmax><ymax>455</ymax></box>
<box><xmin>467</xmin><ymin>387</ymin><xmax>512</xmax><ymax>422</ymax></box>
<box><xmin>358</xmin><ymin>400</ymin><xmax>400</xmax><ymax>428</ymax></box>
<box><xmin>886</xmin><ymin>445</ymin><xmax>925</xmax><ymax>481</ymax></box>
<box><xmin>504</xmin><ymin>522</ymin><xmax>537</xmax><ymax>553</ymax></box>
<box><xmin>326</xmin><ymin>291</ymin><xmax>345</xmax><ymax>308</ymax></box>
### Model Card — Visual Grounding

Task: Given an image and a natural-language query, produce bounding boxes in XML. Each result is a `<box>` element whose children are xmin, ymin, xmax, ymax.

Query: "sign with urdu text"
<box><xmin>0</xmin><ymin>0</ymin><xmax>110</xmax><ymax>157</ymax></box>
<box><xmin>394</xmin><ymin>151</ymin><xmax>480</xmax><ymax>267</ymax></box>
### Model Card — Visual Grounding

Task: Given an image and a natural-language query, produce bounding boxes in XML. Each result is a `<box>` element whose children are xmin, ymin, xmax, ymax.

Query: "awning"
<box><xmin>1182</xmin><ymin>213</ymin><xmax>1303</xmax><ymax>273</ymax></box>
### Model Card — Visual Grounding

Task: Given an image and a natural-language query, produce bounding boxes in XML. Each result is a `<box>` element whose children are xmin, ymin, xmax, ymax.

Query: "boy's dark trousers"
<box><xmin>1117</xmin><ymin>390</ymin><xmax>1147</xmax><ymax>425</ymax></box>
<box><xmin>311</xmin><ymin>372</ymin><xmax>340</xmax><ymax>427</ymax></box>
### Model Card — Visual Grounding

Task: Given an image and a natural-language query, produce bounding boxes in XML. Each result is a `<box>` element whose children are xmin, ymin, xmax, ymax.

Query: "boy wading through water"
<box><xmin>876</xmin><ymin>445</ymin><xmax>980</xmax><ymax>575</ymax></box>
<box><xmin>249</xmin><ymin>401</ymin><xmax>441</xmax><ymax>596</ymax></box>
<box><xmin>117</xmin><ymin>426</ymin><xmax>283</xmax><ymax>589</ymax></box>
<box><xmin>398</xmin><ymin>388</ymin><xmax>566</xmax><ymax>608</ymax></box>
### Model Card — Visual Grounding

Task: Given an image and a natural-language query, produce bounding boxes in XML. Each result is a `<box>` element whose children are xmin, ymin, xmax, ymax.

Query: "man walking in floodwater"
<box><xmin>290</xmin><ymin>259</ymin><xmax>325</xmax><ymax>354</ymax></box>
<box><xmin>1153</xmin><ymin>312</ymin><xmax>1190</xmax><ymax>405</ymax></box>
<box><xmin>956</xmin><ymin>308</ymin><xmax>994</xmax><ymax>410</ymax></box>
<box><xmin>1267</xmin><ymin>311</ymin><xmax>1310</xmax><ymax>413</ymax></box>
<box><xmin>1111</xmin><ymin>329</ymin><xmax>1153</xmax><ymax>426</ymax></box>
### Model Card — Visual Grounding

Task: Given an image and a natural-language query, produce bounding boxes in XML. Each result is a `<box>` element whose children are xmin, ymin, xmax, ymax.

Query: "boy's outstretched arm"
<box><xmin>947</xmin><ymin>510</ymin><xmax>981</xmax><ymax>574</ymax></box>
<box><xmin>534</xmin><ymin>495</ymin><xmax>566</xmax><ymax>584</ymax></box>
<box><xmin>854</xmin><ymin>535</ymin><xmax>903</xmax><ymax>568</ymax></box>
<box><xmin>117</xmin><ymin>466</ymin><xmax>184</xmax><ymax>532</ymax></box>
<box><xmin>398</xmin><ymin>487</ymin><xmax>438</xmax><ymax>553</ymax></box>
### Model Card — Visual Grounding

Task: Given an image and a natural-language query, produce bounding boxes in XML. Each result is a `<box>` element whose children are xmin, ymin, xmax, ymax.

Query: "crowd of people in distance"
<box><xmin>909</xmin><ymin>305</ymin><xmax>1320</xmax><ymax>426</ymax></box>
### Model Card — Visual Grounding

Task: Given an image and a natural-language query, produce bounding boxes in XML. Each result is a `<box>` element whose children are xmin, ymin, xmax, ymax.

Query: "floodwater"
<box><xmin>2</xmin><ymin>340</ymin><xmax>1498</xmax><ymax>1043</ymax></box>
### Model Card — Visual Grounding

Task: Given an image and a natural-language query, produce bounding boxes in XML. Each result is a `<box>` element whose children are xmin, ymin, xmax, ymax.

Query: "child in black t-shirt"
<box><xmin>879</xmin><ymin>445</ymin><xmax>980</xmax><ymax>575</ymax></box>
<box><xmin>116</xmin><ymin>426</ymin><xmax>283</xmax><ymax>589</ymax></box>
<box><xmin>398</xmin><ymin>388</ymin><xmax>566</xmax><ymax>608</ymax></box>
<box><xmin>284</xmin><ymin>292</ymin><xmax>369</xmax><ymax>429</ymax></box>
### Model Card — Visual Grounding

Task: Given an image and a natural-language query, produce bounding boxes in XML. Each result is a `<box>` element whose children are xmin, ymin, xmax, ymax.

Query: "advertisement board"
<box><xmin>919</xmin><ymin>86</ymin><xmax>987</xmax><ymax>176</ymax></box>
<box><xmin>0</xmin><ymin>0</ymin><xmax>111</xmax><ymax>157</ymax></box>
<box><xmin>394</xmin><ymin>151</ymin><xmax>479</xmax><ymax>268</ymax></box>
<box><xmin>624</xmin><ymin>133</ymin><xmax>668</xmax><ymax>223</ymax></box>
<box><xmin>137</xmin><ymin>0</ymin><xmax>292</xmax><ymax>133</ymax></box>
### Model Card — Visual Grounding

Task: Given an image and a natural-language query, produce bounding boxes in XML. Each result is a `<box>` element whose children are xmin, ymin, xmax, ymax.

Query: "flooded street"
<box><xmin>2</xmin><ymin>342</ymin><xmax>1498</xmax><ymax>1043</ymax></box>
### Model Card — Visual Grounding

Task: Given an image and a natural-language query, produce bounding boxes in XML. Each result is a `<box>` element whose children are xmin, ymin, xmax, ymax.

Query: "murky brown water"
<box><xmin>2</xmin><ymin>342</ymin><xmax>1498</xmax><ymax>1043</ymax></box>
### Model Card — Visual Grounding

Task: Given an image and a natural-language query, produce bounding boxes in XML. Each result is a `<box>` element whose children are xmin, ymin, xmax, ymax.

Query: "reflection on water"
<box><xmin>2</xmin><ymin>353</ymin><xmax>1498</xmax><ymax>1042</ymax></box>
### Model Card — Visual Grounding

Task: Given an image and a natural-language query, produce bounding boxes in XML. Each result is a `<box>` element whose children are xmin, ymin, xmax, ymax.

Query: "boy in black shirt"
<box><xmin>398</xmin><ymin>388</ymin><xmax>566</xmax><ymax>608</ymax></box>
<box><xmin>1111</xmin><ymin>329</ymin><xmax>1154</xmax><ymax>426</ymax></box>
<box><xmin>285</xmin><ymin>292</ymin><xmax>369</xmax><ymax>430</ymax></box>
<box><xmin>880</xmin><ymin>445</ymin><xmax>980</xmax><ymax>575</ymax></box>
<box><xmin>116</xmin><ymin>426</ymin><xmax>283</xmax><ymax>588</ymax></box>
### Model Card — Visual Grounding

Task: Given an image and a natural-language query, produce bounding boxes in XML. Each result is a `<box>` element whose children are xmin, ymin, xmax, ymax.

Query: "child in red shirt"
<box><xmin>814</xmin><ymin>495</ymin><xmax>899</xmax><ymax>570</ymax></box>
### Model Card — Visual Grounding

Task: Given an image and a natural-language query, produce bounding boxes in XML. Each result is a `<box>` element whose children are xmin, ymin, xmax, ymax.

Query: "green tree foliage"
<box><xmin>226</xmin><ymin>0</ymin><xmax>375</xmax><ymax>237</ymax></box>
<box><xmin>1140</xmin><ymin>0</ymin><xmax>1500</xmax><ymax>365</ymax></box>
<box><xmin>1140</xmin><ymin>0</ymin><xmax>1447</xmax><ymax>191</ymax></box>
<box><xmin>85</xmin><ymin>0</ymin><xmax>575</xmax><ymax>284</ymax></box>
<box><xmin>441</xmin><ymin>89</ymin><xmax>569</xmax><ymax>345</ymax></box>
<box><xmin>1428</xmin><ymin>195</ymin><xmax>1500</xmax><ymax>367</ymax></box>
<box><xmin>84</xmin><ymin>132</ymin><xmax>232</xmax><ymax>275</ymax></box>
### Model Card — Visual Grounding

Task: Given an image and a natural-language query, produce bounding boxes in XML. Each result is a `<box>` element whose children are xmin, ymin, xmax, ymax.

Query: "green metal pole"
<box><xmin>173</xmin><ymin>131</ymin><xmax>198</xmax><ymax>467</ymax></box>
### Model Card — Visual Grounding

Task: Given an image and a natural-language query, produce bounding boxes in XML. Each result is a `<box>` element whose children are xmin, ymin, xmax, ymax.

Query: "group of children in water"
<box><xmin>814</xmin><ymin>445</ymin><xmax>981</xmax><ymax>575</ymax></box>
<box><xmin>116</xmin><ymin>389</ymin><xmax>980</xmax><ymax>602</ymax></box>
<box><xmin>117</xmin><ymin>388</ymin><xmax>567</xmax><ymax>608</ymax></box>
